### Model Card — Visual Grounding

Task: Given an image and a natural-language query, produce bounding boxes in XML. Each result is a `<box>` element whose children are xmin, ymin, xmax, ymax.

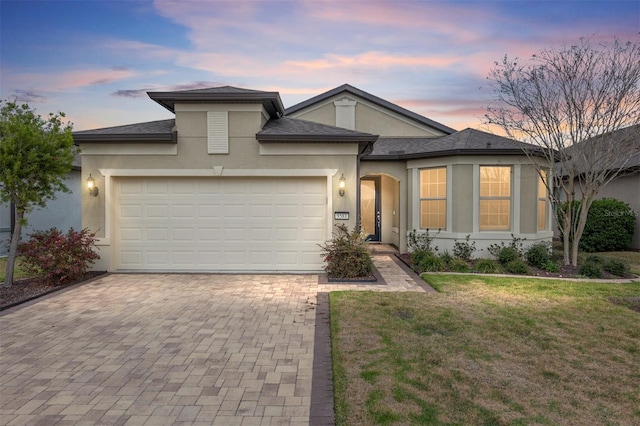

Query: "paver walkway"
<box><xmin>0</xmin><ymin>254</ymin><xmax>428</xmax><ymax>425</ymax></box>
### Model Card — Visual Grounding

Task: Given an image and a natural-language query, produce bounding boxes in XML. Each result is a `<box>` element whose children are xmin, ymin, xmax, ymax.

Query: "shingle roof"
<box><xmin>73</xmin><ymin>119</ymin><xmax>176</xmax><ymax>143</ymax></box>
<box><xmin>284</xmin><ymin>84</ymin><xmax>456</xmax><ymax>135</ymax></box>
<box><xmin>257</xmin><ymin>117</ymin><xmax>378</xmax><ymax>143</ymax></box>
<box><xmin>148</xmin><ymin>86</ymin><xmax>284</xmax><ymax>116</ymax></box>
<box><xmin>364</xmin><ymin>128</ymin><xmax>542</xmax><ymax>159</ymax></box>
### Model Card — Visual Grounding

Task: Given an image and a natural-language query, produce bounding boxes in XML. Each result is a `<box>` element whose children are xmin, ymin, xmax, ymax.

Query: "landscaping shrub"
<box><xmin>603</xmin><ymin>258</ymin><xmax>630</xmax><ymax>277</ymax></box>
<box><xmin>449</xmin><ymin>258</ymin><xmax>471</xmax><ymax>273</ymax></box>
<box><xmin>319</xmin><ymin>224</ymin><xmax>373</xmax><ymax>278</ymax></box>
<box><xmin>543</xmin><ymin>261</ymin><xmax>560</xmax><ymax>273</ymax></box>
<box><xmin>526</xmin><ymin>242</ymin><xmax>552</xmax><ymax>269</ymax></box>
<box><xmin>415</xmin><ymin>253</ymin><xmax>445</xmax><ymax>272</ymax></box>
<box><xmin>579</xmin><ymin>198</ymin><xmax>635</xmax><ymax>252</ymax></box>
<box><xmin>487</xmin><ymin>234</ymin><xmax>527</xmax><ymax>259</ymax></box>
<box><xmin>579</xmin><ymin>259</ymin><xmax>603</xmax><ymax>278</ymax></box>
<box><xmin>585</xmin><ymin>254</ymin><xmax>605</xmax><ymax>265</ymax></box>
<box><xmin>18</xmin><ymin>227</ymin><xmax>100</xmax><ymax>285</ymax></box>
<box><xmin>504</xmin><ymin>259</ymin><xmax>529</xmax><ymax>275</ymax></box>
<box><xmin>497</xmin><ymin>247</ymin><xmax>520</xmax><ymax>265</ymax></box>
<box><xmin>453</xmin><ymin>235</ymin><xmax>477</xmax><ymax>261</ymax></box>
<box><xmin>439</xmin><ymin>251</ymin><xmax>453</xmax><ymax>267</ymax></box>
<box><xmin>474</xmin><ymin>259</ymin><xmax>500</xmax><ymax>274</ymax></box>
<box><xmin>408</xmin><ymin>229</ymin><xmax>439</xmax><ymax>254</ymax></box>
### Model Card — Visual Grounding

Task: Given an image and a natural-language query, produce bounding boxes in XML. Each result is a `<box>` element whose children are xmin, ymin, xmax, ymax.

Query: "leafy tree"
<box><xmin>486</xmin><ymin>37</ymin><xmax>640</xmax><ymax>266</ymax></box>
<box><xmin>0</xmin><ymin>101</ymin><xmax>77</xmax><ymax>287</ymax></box>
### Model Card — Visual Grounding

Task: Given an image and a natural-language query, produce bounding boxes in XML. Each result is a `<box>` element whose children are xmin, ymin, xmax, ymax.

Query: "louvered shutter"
<box><xmin>207</xmin><ymin>111</ymin><xmax>229</xmax><ymax>154</ymax></box>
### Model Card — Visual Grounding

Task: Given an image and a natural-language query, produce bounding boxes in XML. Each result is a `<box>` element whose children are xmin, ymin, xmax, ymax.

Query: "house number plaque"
<box><xmin>334</xmin><ymin>211</ymin><xmax>349</xmax><ymax>220</ymax></box>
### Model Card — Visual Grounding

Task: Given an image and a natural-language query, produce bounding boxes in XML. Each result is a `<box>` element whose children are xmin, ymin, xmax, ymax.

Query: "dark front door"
<box><xmin>360</xmin><ymin>177</ymin><xmax>381</xmax><ymax>241</ymax></box>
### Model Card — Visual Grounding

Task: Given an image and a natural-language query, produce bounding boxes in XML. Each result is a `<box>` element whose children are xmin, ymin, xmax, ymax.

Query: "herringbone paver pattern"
<box><xmin>0</xmin><ymin>254</ymin><xmax>428</xmax><ymax>425</ymax></box>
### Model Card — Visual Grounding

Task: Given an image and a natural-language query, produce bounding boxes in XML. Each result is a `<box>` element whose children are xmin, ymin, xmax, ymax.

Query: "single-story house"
<box><xmin>0</xmin><ymin>157</ymin><xmax>81</xmax><ymax>257</ymax></box>
<box><xmin>554</xmin><ymin>124</ymin><xmax>640</xmax><ymax>250</ymax></box>
<box><xmin>74</xmin><ymin>84</ymin><xmax>553</xmax><ymax>272</ymax></box>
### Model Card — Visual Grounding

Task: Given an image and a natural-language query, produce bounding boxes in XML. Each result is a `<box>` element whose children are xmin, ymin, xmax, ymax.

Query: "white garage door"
<box><xmin>114</xmin><ymin>176</ymin><xmax>326</xmax><ymax>271</ymax></box>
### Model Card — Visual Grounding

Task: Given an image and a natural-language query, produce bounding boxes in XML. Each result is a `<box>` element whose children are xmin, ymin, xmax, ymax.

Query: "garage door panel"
<box><xmin>115</xmin><ymin>177</ymin><xmax>326</xmax><ymax>271</ymax></box>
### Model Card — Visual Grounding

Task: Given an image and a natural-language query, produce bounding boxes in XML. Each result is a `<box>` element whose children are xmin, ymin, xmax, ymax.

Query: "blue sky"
<box><xmin>1</xmin><ymin>0</ymin><xmax>638</xmax><ymax>131</ymax></box>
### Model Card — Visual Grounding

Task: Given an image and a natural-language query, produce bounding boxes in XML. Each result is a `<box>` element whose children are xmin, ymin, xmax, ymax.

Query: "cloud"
<box><xmin>6</xmin><ymin>67</ymin><xmax>138</xmax><ymax>94</ymax></box>
<box><xmin>111</xmin><ymin>81</ymin><xmax>228</xmax><ymax>98</ymax></box>
<box><xmin>5</xmin><ymin>89</ymin><xmax>49</xmax><ymax>103</ymax></box>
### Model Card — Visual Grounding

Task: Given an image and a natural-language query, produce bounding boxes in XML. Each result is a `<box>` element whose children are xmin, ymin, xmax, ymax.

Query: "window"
<box><xmin>538</xmin><ymin>170</ymin><xmax>548</xmax><ymax>230</ymax></box>
<box><xmin>420</xmin><ymin>167</ymin><xmax>446</xmax><ymax>229</ymax></box>
<box><xmin>479</xmin><ymin>166</ymin><xmax>511</xmax><ymax>230</ymax></box>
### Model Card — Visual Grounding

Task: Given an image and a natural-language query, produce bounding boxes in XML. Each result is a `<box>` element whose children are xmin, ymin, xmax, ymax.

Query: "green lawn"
<box><xmin>0</xmin><ymin>257</ymin><xmax>34</xmax><ymax>282</ymax></box>
<box><xmin>330</xmin><ymin>274</ymin><xmax>640</xmax><ymax>425</ymax></box>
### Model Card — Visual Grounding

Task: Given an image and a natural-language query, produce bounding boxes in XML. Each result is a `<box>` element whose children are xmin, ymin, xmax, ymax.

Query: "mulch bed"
<box><xmin>0</xmin><ymin>272</ymin><xmax>106</xmax><ymax>311</ymax></box>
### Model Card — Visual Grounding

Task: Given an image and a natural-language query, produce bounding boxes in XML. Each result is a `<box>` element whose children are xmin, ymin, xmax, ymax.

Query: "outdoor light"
<box><xmin>339</xmin><ymin>173</ymin><xmax>346</xmax><ymax>197</ymax></box>
<box><xmin>87</xmin><ymin>174</ymin><xmax>99</xmax><ymax>197</ymax></box>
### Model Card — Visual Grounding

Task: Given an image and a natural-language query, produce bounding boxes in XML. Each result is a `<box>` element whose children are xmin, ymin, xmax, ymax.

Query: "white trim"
<box><xmin>98</xmin><ymin>168</ymin><xmax>339</xmax><ymax>177</ymax></box>
<box><xmin>513</xmin><ymin>164</ymin><xmax>521</xmax><ymax>234</ymax></box>
<box><xmin>446</xmin><ymin>165</ymin><xmax>452</xmax><ymax>233</ymax></box>
<box><xmin>411</xmin><ymin>168</ymin><xmax>419</xmax><ymax>230</ymax></box>
<box><xmin>472</xmin><ymin>164</ymin><xmax>479</xmax><ymax>232</ymax></box>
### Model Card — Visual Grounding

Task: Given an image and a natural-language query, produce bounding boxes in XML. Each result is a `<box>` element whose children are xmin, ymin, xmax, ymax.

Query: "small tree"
<box><xmin>486</xmin><ymin>37</ymin><xmax>640</xmax><ymax>266</ymax></box>
<box><xmin>0</xmin><ymin>102</ymin><xmax>77</xmax><ymax>287</ymax></box>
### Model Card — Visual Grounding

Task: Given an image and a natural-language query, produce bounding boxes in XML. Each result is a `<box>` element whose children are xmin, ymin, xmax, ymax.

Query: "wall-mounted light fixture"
<box><xmin>87</xmin><ymin>174</ymin><xmax>99</xmax><ymax>197</ymax></box>
<box><xmin>338</xmin><ymin>173</ymin><xmax>346</xmax><ymax>197</ymax></box>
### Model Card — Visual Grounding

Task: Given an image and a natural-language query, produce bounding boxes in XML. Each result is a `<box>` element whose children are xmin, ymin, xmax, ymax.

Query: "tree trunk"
<box><xmin>4</xmin><ymin>209</ymin><xmax>23</xmax><ymax>288</ymax></box>
<box><xmin>562</xmin><ymin>204</ymin><xmax>572</xmax><ymax>266</ymax></box>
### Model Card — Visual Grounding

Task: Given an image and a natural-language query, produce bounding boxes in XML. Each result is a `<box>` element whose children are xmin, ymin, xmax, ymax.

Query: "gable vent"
<box><xmin>207</xmin><ymin>111</ymin><xmax>229</xmax><ymax>154</ymax></box>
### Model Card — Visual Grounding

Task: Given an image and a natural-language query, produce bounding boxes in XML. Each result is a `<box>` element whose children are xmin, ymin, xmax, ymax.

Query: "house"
<box><xmin>0</xmin><ymin>158</ymin><xmax>81</xmax><ymax>256</ymax></box>
<box><xmin>555</xmin><ymin>124</ymin><xmax>640</xmax><ymax>250</ymax></box>
<box><xmin>73</xmin><ymin>84</ymin><xmax>553</xmax><ymax>272</ymax></box>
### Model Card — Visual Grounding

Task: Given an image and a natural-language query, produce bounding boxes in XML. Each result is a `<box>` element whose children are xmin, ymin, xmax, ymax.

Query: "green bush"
<box><xmin>504</xmin><ymin>259</ymin><xmax>529</xmax><ymax>274</ymax></box>
<box><xmin>408</xmin><ymin>229</ymin><xmax>439</xmax><ymax>254</ymax></box>
<box><xmin>439</xmin><ymin>251</ymin><xmax>453</xmax><ymax>266</ymax></box>
<box><xmin>497</xmin><ymin>247</ymin><xmax>520</xmax><ymax>265</ymax></box>
<box><xmin>543</xmin><ymin>261</ymin><xmax>560</xmax><ymax>273</ymax></box>
<box><xmin>563</xmin><ymin>198</ymin><xmax>635</xmax><ymax>252</ymax></box>
<box><xmin>18</xmin><ymin>227</ymin><xmax>100</xmax><ymax>285</ymax></box>
<box><xmin>453</xmin><ymin>235</ymin><xmax>477</xmax><ymax>261</ymax></box>
<box><xmin>449</xmin><ymin>259</ymin><xmax>471</xmax><ymax>273</ymax></box>
<box><xmin>526</xmin><ymin>242</ymin><xmax>551</xmax><ymax>269</ymax></box>
<box><xmin>585</xmin><ymin>254</ymin><xmax>605</xmax><ymax>265</ymax></box>
<box><xmin>583</xmin><ymin>198</ymin><xmax>635</xmax><ymax>252</ymax></box>
<box><xmin>579</xmin><ymin>260</ymin><xmax>603</xmax><ymax>278</ymax></box>
<box><xmin>603</xmin><ymin>259</ymin><xmax>630</xmax><ymax>277</ymax></box>
<box><xmin>415</xmin><ymin>253</ymin><xmax>446</xmax><ymax>272</ymax></box>
<box><xmin>474</xmin><ymin>259</ymin><xmax>500</xmax><ymax>274</ymax></box>
<box><xmin>487</xmin><ymin>234</ymin><xmax>527</xmax><ymax>258</ymax></box>
<box><xmin>319</xmin><ymin>224</ymin><xmax>373</xmax><ymax>278</ymax></box>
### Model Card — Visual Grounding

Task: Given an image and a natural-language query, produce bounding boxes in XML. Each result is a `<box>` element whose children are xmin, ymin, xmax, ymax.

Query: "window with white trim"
<box><xmin>419</xmin><ymin>167</ymin><xmax>446</xmax><ymax>229</ymax></box>
<box><xmin>538</xmin><ymin>170</ymin><xmax>548</xmax><ymax>230</ymax></box>
<box><xmin>479</xmin><ymin>166</ymin><xmax>511</xmax><ymax>230</ymax></box>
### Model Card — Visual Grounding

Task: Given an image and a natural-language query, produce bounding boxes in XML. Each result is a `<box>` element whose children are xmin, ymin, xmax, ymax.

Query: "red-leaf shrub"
<box><xmin>18</xmin><ymin>227</ymin><xmax>100</xmax><ymax>285</ymax></box>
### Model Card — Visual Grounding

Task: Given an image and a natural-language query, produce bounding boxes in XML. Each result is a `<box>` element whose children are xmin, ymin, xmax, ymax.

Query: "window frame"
<box><xmin>419</xmin><ymin>166</ymin><xmax>447</xmax><ymax>230</ymax></box>
<box><xmin>479</xmin><ymin>165</ymin><xmax>512</xmax><ymax>231</ymax></box>
<box><xmin>537</xmin><ymin>169</ymin><xmax>548</xmax><ymax>231</ymax></box>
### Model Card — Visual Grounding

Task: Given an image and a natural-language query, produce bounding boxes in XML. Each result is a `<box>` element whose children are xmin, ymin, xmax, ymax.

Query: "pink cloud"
<box><xmin>8</xmin><ymin>67</ymin><xmax>138</xmax><ymax>93</ymax></box>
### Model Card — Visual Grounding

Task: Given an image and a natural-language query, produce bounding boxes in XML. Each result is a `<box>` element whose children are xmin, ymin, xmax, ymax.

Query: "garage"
<box><xmin>114</xmin><ymin>176</ymin><xmax>327</xmax><ymax>271</ymax></box>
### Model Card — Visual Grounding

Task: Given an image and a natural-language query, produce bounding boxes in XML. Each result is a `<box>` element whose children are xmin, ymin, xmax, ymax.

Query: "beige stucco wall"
<box><xmin>519</xmin><ymin>164</ymin><xmax>540</xmax><ymax>235</ymax></box>
<box><xmin>289</xmin><ymin>94</ymin><xmax>447</xmax><ymax>137</ymax></box>
<box><xmin>451</xmin><ymin>164</ymin><xmax>473</xmax><ymax>233</ymax></box>
<box><xmin>81</xmin><ymin>103</ymin><xmax>362</xmax><ymax>270</ymax></box>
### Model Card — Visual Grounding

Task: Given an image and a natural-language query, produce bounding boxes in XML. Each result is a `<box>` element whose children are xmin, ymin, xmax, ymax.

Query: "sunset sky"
<box><xmin>1</xmin><ymin>0</ymin><xmax>638</xmax><ymax>132</ymax></box>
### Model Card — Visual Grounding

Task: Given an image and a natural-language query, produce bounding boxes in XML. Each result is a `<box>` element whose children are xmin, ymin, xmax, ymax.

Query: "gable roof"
<box><xmin>257</xmin><ymin>117</ymin><xmax>378</xmax><ymax>143</ymax></box>
<box><xmin>148</xmin><ymin>86</ymin><xmax>285</xmax><ymax>117</ymax></box>
<box><xmin>73</xmin><ymin>119</ymin><xmax>176</xmax><ymax>143</ymax></box>
<box><xmin>364</xmin><ymin>128</ymin><xmax>543</xmax><ymax>160</ymax></box>
<box><xmin>284</xmin><ymin>84</ymin><xmax>456</xmax><ymax>135</ymax></box>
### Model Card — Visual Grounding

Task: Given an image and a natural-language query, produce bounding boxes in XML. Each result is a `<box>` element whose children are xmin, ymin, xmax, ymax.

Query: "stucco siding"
<box><xmin>519</xmin><ymin>164</ymin><xmax>539</xmax><ymax>235</ymax></box>
<box><xmin>451</xmin><ymin>164</ymin><xmax>473</xmax><ymax>233</ymax></box>
<box><xmin>291</xmin><ymin>104</ymin><xmax>335</xmax><ymax>127</ymax></box>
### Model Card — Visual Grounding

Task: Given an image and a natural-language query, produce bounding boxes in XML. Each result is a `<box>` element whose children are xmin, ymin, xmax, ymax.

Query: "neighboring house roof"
<box><xmin>560</xmin><ymin>124</ymin><xmax>640</xmax><ymax>176</ymax></box>
<box><xmin>256</xmin><ymin>117</ymin><xmax>378</xmax><ymax>143</ymax></box>
<box><xmin>148</xmin><ymin>86</ymin><xmax>285</xmax><ymax>117</ymax></box>
<box><xmin>364</xmin><ymin>128</ymin><xmax>543</xmax><ymax>160</ymax></box>
<box><xmin>284</xmin><ymin>84</ymin><xmax>456</xmax><ymax>135</ymax></box>
<box><xmin>73</xmin><ymin>119</ymin><xmax>176</xmax><ymax>143</ymax></box>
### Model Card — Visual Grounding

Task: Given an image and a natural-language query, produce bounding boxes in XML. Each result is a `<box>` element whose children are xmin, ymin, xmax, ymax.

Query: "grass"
<box><xmin>330</xmin><ymin>274</ymin><xmax>640</xmax><ymax>425</ymax></box>
<box><xmin>0</xmin><ymin>257</ymin><xmax>34</xmax><ymax>282</ymax></box>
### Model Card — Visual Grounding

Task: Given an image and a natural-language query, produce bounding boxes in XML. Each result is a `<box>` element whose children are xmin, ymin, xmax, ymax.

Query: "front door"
<box><xmin>360</xmin><ymin>177</ymin><xmax>381</xmax><ymax>241</ymax></box>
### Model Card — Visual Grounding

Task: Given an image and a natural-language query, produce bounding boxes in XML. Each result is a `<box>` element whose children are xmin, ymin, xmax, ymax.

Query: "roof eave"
<box><xmin>73</xmin><ymin>132</ymin><xmax>177</xmax><ymax>144</ymax></box>
<box><xmin>147</xmin><ymin>92</ymin><xmax>285</xmax><ymax>117</ymax></box>
<box><xmin>257</xmin><ymin>134</ymin><xmax>379</xmax><ymax>143</ymax></box>
<box><xmin>363</xmin><ymin>148</ymin><xmax>545</xmax><ymax>160</ymax></box>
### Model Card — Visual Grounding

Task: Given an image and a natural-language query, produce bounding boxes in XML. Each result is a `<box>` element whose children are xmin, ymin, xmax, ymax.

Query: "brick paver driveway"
<box><xmin>0</xmin><ymin>254</ymin><xmax>427</xmax><ymax>425</ymax></box>
<box><xmin>1</xmin><ymin>274</ymin><xmax>320</xmax><ymax>425</ymax></box>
